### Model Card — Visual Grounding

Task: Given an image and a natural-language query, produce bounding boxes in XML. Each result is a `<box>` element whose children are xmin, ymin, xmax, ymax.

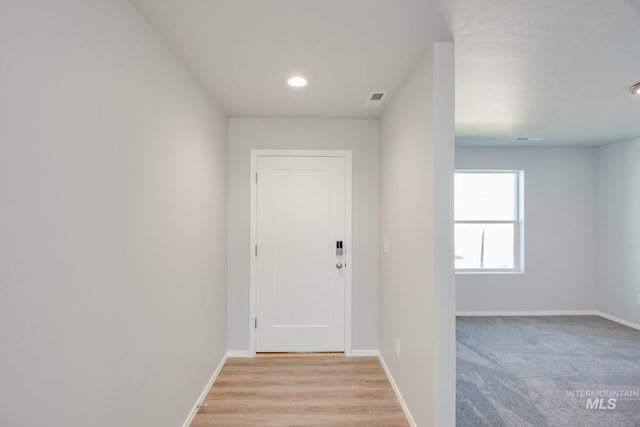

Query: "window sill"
<box><xmin>455</xmin><ymin>270</ymin><xmax>524</xmax><ymax>275</ymax></box>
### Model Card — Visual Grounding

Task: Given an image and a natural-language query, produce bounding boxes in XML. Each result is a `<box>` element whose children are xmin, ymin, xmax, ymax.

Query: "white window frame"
<box><xmin>454</xmin><ymin>170</ymin><xmax>524</xmax><ymax>274</ymax></box>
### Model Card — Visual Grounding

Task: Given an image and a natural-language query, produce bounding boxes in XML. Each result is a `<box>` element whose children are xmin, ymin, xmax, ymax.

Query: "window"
<box><xmin>454</xmin><ymin>170</ymin><xmax>523</xmax><ymax>272</ymax></box>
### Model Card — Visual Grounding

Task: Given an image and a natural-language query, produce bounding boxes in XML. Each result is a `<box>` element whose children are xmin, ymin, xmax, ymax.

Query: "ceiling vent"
<box><xmin>364</xmin><ymin>91</ymin><xmax>387</xmax><ymax>108</ymax></box>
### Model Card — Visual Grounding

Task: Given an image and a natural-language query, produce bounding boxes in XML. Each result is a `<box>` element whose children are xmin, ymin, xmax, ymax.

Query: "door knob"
<box><xmin>336</xmin><ymin>262</ymin><xmax>343</xmax><ymax>269</ymax></box>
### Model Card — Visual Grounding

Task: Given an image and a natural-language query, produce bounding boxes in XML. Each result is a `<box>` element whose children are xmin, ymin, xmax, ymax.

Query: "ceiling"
<box><xmin>131</xmin><ymin>0</ymin><xmax>640</xmax><ymax>146</ymax></box>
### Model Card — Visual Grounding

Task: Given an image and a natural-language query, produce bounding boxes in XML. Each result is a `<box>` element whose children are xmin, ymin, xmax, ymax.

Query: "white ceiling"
<box><xmin>130</xmin><ymin>0</ymin><xmax>450</xmax><ymax>119</ymax></box>
<box><xmin>441</xmin><ymin>0</ymin><xmax>640</xmax><ymax>146</ymax></box>
<box><xmin>131</xmin><ymin>0</ymin><xmax>640</xmax><ymax>146</ymax></box>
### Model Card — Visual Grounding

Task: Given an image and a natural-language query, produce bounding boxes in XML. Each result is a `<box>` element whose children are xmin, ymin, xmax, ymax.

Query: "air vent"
<box><xmin>364</xmin><ymin>91</ymin><xmax>387</xmax><ymax>108</ymax></box>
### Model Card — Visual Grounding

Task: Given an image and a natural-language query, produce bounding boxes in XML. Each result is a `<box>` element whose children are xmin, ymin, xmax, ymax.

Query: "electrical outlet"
<box><xmin>395</xmin><ymin>338</ymin><xmax>400</xmax><ymax>357</ymax></box>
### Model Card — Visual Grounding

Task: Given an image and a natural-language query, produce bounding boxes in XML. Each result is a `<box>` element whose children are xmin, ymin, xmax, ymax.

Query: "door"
<box><xmin>254</xmin><ymin>154</ymin><xmax>349</xmax><ymax>352</ymax></box>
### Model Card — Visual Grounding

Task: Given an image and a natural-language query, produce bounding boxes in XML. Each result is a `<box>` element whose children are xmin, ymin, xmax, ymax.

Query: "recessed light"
<box><xmin>287</xmin><ymin>76</ymin><xmax>307</xmax><ymax>87</ymax></box>
<box><xmin>631</xmin><ymin>82</ymin><xmax>640</xmax><ymax>95</ymax></box>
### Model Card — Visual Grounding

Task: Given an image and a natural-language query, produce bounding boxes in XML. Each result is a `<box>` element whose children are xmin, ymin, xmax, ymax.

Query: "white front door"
<box><xmin>255</xmin><ymin>154</ymin><xmax>348</xmax><ymax>352</ymax></box>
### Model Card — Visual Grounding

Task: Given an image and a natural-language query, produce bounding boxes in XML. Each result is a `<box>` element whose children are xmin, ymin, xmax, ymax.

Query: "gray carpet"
<box><xmin>457</xmin><ymin>316</ymin><xmax>640</xmax><ymax>427</ymax></box>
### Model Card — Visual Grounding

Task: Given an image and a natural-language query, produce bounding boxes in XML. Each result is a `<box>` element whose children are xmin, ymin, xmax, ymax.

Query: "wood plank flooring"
<box><xmin>190</xmin><ymin>355</ymin><xmax>409</xmax><ymax>427</ymax></box>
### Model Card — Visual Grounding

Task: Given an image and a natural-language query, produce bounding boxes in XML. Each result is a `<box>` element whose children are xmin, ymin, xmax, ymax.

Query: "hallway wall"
<box><xmin>379</xmin><ymin>43</ymin><xmax>456</xmax><ymax>427</ymax></box>
<box><xmin>0</xmin><ymin>2</ymin><xmax>228</xmax><ymax>426</ymax></box>
<box><xmin>227</xmin><ymin>118</ymin><xmax>380</xmax><ymax>352</ymax></box>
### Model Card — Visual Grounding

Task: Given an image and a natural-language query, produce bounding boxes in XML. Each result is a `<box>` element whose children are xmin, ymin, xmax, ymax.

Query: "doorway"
<box><xmin>249</xmin><ymin>150</ymin><xmax>352</xmax><ymax>355</ymax></box>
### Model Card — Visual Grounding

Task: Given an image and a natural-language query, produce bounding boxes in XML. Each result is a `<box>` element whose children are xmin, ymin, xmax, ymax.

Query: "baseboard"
<box><xmin>228</xmin><ymin>350</ymin><xmax>378</xmax><ymax>357</ymax></box>
<box><xmin>350</xmin><ymin>349</ymin><xmax>380</xmax><ymax>357</ymax></box>
<box><xmin>454</xmin><ymin>310</ymin><xmax>640</xmax><ymax>331</ymax></box>
<box><xmin>377</xmin><ymin>353</ymin><xmax>417</xmax><ymax>427</ymax></box>
<box><xmin>181</xmin><ymin>351</ymin><xmax>229</xmax><ymax>427</ymax></box>
<box><xmin>456</xmin><ymin>310</ymin><xmax>598</xmax><ymax>317</ymax></box>
<box><xmin>596</xmin><ymin>311</ymin><xmax>640</xmax><ymax>331</ymax></box>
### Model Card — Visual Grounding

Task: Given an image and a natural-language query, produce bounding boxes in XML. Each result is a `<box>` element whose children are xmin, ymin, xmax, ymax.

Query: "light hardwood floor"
<box><xmin>190</xmin><ymin>355</ymin><xmax>409</xmax><ymax>427</ymax></box>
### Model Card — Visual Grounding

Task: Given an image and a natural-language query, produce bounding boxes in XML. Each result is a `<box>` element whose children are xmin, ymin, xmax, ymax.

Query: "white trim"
<box><xmin>227</xmin><ymin>350</ymin><xmax>251</xmax><ymax>358</ymax></box>
<box><xmin>249</xmin><ymin>150</ymin><xmax>353</xmax><ymax>357</ymax></box>
<box><xmin>455</xmin><ymin>310</ymin><xmax>640</xmax><ymax>332</ymax></box>
<box><xmin>344</xmin><ymin>152</ymin><xmax>353</xmax><ymax>357</ymax></box>
<box><xmin>596</xmin><ymin>311</ymin><xmax>640</xmax><ymax>331</ymax></box>
<box><xmin>456</xmin><ymin>310</ymin><xmax>598</xmax><ymax>317</ymax></box>
<box><xmin>181</xmin><ymin>352</ymin><xmax>229</xmax><ymax>427</ymax></box>
<box><xmin>350</xmin><ymin>349</ymin><xmax>379</xmax><ymax>357</ymax></box>
<box><xmin>377</xmin><ymin>353</ymin><xmax>417</xmax><ymax>427</ymax></box>
<box><xmin>249</xmin><ymin>152</ymin><xmax>257</xmax><ymax>357</ymax></box>
<box><xmin>454</xmin><ymin>170</ymin><xmax>524</xmax><ymax>274</ymax></box>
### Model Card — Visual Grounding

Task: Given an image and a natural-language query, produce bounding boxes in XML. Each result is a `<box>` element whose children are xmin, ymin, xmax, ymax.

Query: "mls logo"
<box><xmin>586</xmin><ymin>398</ymin><xmax>617</xmax><ymax>410</ymax></box>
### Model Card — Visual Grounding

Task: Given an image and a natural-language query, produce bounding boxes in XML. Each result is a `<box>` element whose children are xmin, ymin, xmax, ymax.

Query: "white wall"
<box><xmin>455</xmin><ymin>147</ymin><xmax>598</xmax><ymax>313</ymax></box>
<box><xmin>227</xmin><ymin>118</ymin><xmax>379</xmax><ymax>352</ymax></box>
<box><xmin>379</xmin><ymin>43</ymin><xmax>455</xmax><ymax>427</ymax></box>
<box><xmin>0</xmin><ymin>2</ymin><xmax>227</xmax><ymax>426</ymax></box>
<box><xmin>597</xmin><ymin>138</ymin><xmax>640</xmax><ymax>325</ymax></box>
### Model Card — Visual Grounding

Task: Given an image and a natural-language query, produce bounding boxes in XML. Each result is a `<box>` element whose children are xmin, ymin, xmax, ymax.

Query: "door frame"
<box><xmin>249</xmin><ymin>149</ymin><xmax>353</xmax><ymax>357</ymax></box>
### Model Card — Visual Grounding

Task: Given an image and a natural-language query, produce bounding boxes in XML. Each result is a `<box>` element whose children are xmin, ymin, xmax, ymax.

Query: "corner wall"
<box><xmin>0</xmin><ymin>2</ymin><xmax>227</xmax><ymax>426</ymax></box>
<box><xmin>597</xmin><ymin>138</ymin><xmax>640</xmax><ymax>326</ymax></box>
<box><xmin>456</xmin><ymin>147</ymin><xmax>598</xmax><ymax>313</ymax></box>
<box><xmin>379</xmin><ymin>43</ymin><xmax>455</xmax><ymax>427</ymax></box>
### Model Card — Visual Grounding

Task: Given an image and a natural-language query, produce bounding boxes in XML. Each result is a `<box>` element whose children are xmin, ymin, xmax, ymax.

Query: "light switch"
<box><xmin>383</xmin><ymin>238</ymin><xmax>390</xmax><ymax>254</ymax></box>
